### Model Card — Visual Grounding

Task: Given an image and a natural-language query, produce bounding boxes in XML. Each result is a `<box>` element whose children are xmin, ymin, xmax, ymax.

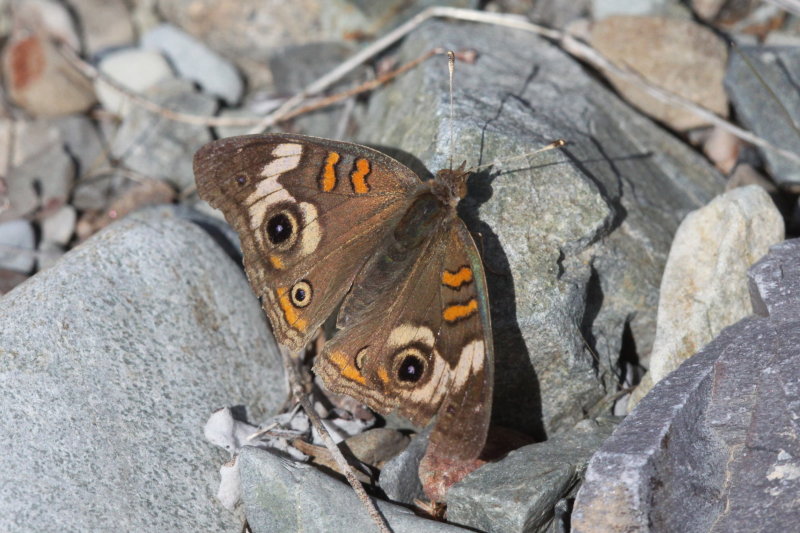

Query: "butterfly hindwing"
<box><xmin>194</xmin><ymin>133</ymin><xmax>423</xmax><ymax>350</ymax></box>
<box><xmin>314</xmin><ymin>217</ymin><xmax>493</xmax><ymax>460</ymax></box>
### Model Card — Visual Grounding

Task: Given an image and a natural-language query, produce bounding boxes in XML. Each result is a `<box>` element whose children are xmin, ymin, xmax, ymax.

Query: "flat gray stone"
<box><xmin>111</xmin><ymin>79</ymin><xmax>216</xmax><ymax>191</ymax></box>
<box><xmin>725</xmin><ymin>46</ymin><xmax>800</xmax><ymax>189</ymax></box>
<box><xmin>572</xmin><ymin>238</ymin><xmax>800</xmax><ymax>532</ymax></box>
<box><xmin>0</xmin><ymin>207</ymin><xmax>285</xmax><ymax>532</ymax></box>
<box><xmin>378</xmin><ymin>427</ymin><xmax>431</xmax><ymax>504</ymax></box>
<box><xmin>356</xmin><ymin>19</ymin><xmax>724</xmax><ymax>438</ymax></box>
<box><xmin>239</xmin><ymin>446</ymin><xmax>469</xmax><ymax>533</ymax></box>
<box><xmin>142</xmin><ymin>24</ymin><xmax>244</xmax><ymax>105</ymax></box>
<box><xmin>446</xmin><ymin>419</ymin><xmax>615</xmax><ymax>533</ymax></box>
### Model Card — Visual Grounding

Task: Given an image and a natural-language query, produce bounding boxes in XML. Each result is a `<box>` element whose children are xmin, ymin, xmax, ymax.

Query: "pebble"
<box><xmin>628</xmin><ymin>185</ymin><xmax>784</xmax><ymax>408</ymax></box>
<box><xmin>40</xmin><ymin>205</ymin><xmax>77</xmax><ymax>246</ymax></box>
<box><xmin>725</xmin><ymin>46</ymin><xmax>800</xmax><ymax>189</ymax></box>
<box><xmin>592</xmin><ymin>0</ymin><xmax>691</xmax><ymax>19</ymax></box>
<box><xmin>0</xmin><ymin>218</ymin><xmax>35</xmax><ymax>272</ymax></box>
<box><xmin>65</xmin><ymin>0</ymin><xmax>135</xmax><ymax>57</ymax></box>
<box><xmin>111</xmin><ymin>79</ymin><xmax>216</xmax><ymax>191</ymax></box>
<box><xmin>590</xmin><ymin>15</ymin><xmax>728</xmax><ymax>130</ymax></box>
<box><xmin>95</xmin><ymin>48</ymin><xmax>175</xmax><ymax>117</ymax></box>
<box><xmin>1</xmin><ymin>32</ymin><xmax>96</xmax><ymax>116</ymax></box>
<box><xmin>142</xmin><ymin>24</ymin><xmax>244</xmax><ymax>105</ymax></box>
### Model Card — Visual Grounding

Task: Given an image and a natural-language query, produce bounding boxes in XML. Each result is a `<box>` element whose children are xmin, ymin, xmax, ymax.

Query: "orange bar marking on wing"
<box><xmin>277</xmin><ymin>287</ymin><xmax>307</xmax><ymax>332</ymax></box>
<box><xmin>321</xmin><ymin>151</ymin><xmax>340</xmax><ymax>192</ymax></box>
<box><xmin>350</xmin><ymin>158</ymin><xmax>371</xmax><ymax>194</ymax></box>
<box><xmin>269</xmin><ymin>255</ymin><xmax>284</xmax><ymax>269</ymax></box>
<box><xmin>377</xmin><ymin>367</ymin><xmax>390</xmax><ymax>385</ymax></box>
<box><xmin>442</xmin><ymin>266</ymin><xmax>473</xmax><ymax>288</ymax></box>
<box><xmin>330</xmin><ymin>351</ymin><xmax>367</xmax><ymax>384</ymax></box>
<box><xmin>443</xmin><ymin>299</ymin><xmax>478</xmax><ymax>322</ymax></box>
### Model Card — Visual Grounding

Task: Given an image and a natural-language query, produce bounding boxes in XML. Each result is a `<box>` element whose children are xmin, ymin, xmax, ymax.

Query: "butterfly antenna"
<box><xmin>466</xmin><ymin>139</ymin><xmax>567</xmax><ymax>173</ymax></box>
<box><xmin>448</xmin><ymin>50</ymin><xmax>456</xmax><ymax>170</ymax></box>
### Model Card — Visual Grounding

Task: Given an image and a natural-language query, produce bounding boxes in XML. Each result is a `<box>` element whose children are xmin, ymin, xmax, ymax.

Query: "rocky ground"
<box><xmin>0</xmin><ymin>1</ymin><xmax>798</xmax><ymax>532</ymax></box>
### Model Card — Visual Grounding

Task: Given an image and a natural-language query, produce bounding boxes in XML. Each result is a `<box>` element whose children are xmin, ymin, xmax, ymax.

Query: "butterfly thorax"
<box><xmin>431</xmin><ymin>163</ymin><xmax>469</xmax><ymax>208</ymax></box>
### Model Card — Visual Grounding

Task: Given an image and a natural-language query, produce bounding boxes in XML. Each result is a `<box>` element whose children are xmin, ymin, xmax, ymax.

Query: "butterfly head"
<box><xmin>432</xmin><ymin>161</ymin><xmax>469</xmax><ymax>208</ymax></box>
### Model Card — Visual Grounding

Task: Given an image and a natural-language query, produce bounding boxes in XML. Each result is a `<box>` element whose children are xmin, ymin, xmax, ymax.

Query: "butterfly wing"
<box><xmin>194</xmin><ymin>133</ymin><xmax>424</xmax><ymax>350</ymax></box>
<box><xmin>314</xmin><ymin>215</ymin><xmax>493</xmax><ymax>460</ymax></box>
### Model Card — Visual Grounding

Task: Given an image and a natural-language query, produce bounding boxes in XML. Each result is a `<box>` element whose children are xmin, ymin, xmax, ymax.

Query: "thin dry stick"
<box><xmin>277</xmin><ymin>347</ymin><xmax>391</xmax><ymax>533</ymax></box>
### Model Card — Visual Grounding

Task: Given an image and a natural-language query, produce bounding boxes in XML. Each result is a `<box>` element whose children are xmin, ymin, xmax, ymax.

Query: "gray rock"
<box><xmin>40</xmin><ymin>205</ymin><xmax>76</xmax><ymax>247</ymax></box>
<box><xmin>111</xmin><ymin>79</ymin><xmax>216</xmax><ymax>191</ymax></box>
<box><xmin>238</xmin><ymin>446</ymin><xmax>470</xmax><ymax>533</ymax></box>
<box><xmin>142</xmin><ymin>24</ymin><xmax>244</xmax><ymax>105</ymax></box>
<box><xmin>446</xmin><ymin>419</ymin><xmax>615</xmax><ymax>533</ymax></box>
<box><xmin>0</xmin><ymin>219</ymin><xmax>35</xmax><ymax>272</ymax></box>
<box><xmin>572</xmin><ymin>238</ymin><xmax>800</xmax><ymax>533</ymax></box>
<box><xmin>54</xmin><ymin>115</ymin><xmax>111</xmax><ymax>181</ymax></box>
<box><xmin>379</xmin><ymin>427</ymin><xmax>431</xmax><ymax>504</ymax></box>
<box><xmin>628</xmin><ymin>185</ymin><xmax>784</xmax><ymax>408</ymax></box>
<box><xmin>591</xmin><ymin>0</ymin><xmax>690</xmax><ymax>19</ymax></box>
<box><xmin>725</xmin><ymin>46</ymin><xmax>800</xmax><ymax>189</ymax></box>
<box><xmin>66</xmin><ymin>0</ymin><xmax>135</xmax><ymax>56</ymax></box>
<box><xmin>95</xmin><ymin>48</ymin><xmax>176</xmax><ymax>117</ymax></box>
<box><xmin>356</xmin><ymin>20</ymin><xmax>724</xmax><ymax>438</ymax></box>
<box><xmin>0</xmin><ymin>207</ymin><xmax>286</xmax><ymax>532</ymax></box>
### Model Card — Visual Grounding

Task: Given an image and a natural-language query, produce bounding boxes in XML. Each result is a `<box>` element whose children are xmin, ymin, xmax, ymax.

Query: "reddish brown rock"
<box><xmin>590</xmin><ymin>15</ymin><xmax>728</xmax><ymax>131</ymax></box>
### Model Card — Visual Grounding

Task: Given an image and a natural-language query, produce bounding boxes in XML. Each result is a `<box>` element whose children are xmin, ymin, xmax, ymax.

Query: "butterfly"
<box><xmin>194</xmin><ymin>133</ymin><xmax>493</xmax><ymax>461</ymax></box>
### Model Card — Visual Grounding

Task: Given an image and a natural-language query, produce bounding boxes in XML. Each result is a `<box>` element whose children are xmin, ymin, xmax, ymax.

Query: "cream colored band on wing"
<box><xmin>450</xmin><ymin>340</ymin><xmax>485</xmax><ymax>391</ymax></box>
<box><xmin>387</xmin><ymin>324</ymin><xmax>435</xmax><ymax>349</ymax></box>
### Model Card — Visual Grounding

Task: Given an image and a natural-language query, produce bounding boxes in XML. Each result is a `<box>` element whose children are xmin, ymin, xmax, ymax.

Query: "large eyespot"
<box><xmin>393</xmin><ymin>346</ymin><xmax>427</xmax><ymax>383</ymax></box>
<box><xmin>265</xmin><ymin>210</ymin><xmax>298</xmax><ymax>248</ymax></box>
<box><xmin>290</xmin><ymin>280</ymin><xmax>312</xmax><ymax>308</ymax></box>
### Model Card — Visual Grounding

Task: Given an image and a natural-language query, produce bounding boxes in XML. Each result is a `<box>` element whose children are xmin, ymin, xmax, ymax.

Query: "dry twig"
<box><xmin>277</xmin><ymin>346</ymin><xmax>391</xmax><ymax>533</ymax></box>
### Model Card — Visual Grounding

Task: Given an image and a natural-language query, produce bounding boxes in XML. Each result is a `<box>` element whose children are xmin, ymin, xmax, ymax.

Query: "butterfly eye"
<box><xmin>266</xmin><ymin>211</ymin><xmax>295</xmax><ymax>246</ymax></box>
<box><xmin>290</xmin><ymin>280</ymin><xmax>312</xmax><ymax>308</ymax></box>
<box><xmin>234</xmin><ymin>174</ymin><xmax>247</xmax><ymax>185</ymax></box>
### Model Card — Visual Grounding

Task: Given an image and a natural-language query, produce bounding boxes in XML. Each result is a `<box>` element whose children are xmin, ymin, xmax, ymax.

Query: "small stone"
<box><xmin>13</xmin><ymin>0</ymin><xmax>80</xmax><ymax>49</ymax></box>
<box><xmin>142</xmin><ymin>24</ymin><xmax>243</xmax><ymax>105</ymax></box>
<box><xmin>40</xmin><ymin>205</ymin><xmax>76</xmax><ymax>246</ymax></box>
<box><xmin>703</xmin><ymin>126</ymin><xmax>740</xmax><ymax>174</ymax></box>
<box><xmin>379</xmin><ymin>428</ymin><xmax>431</xmax><ymax>505</ymax></box>
<box><xmin>725</xmin><ymin>46</ymin><xmax>800</xmax><ymax>189</ymax></box>
<box><xmin>36</xmin><ymin>240</ymin><xmax>64</xmax><ymax>271</ymax></box>
<box><xmin>592</xmin><ymin>0</ymin><xmax>691</xmax><ymax>19</ymax></box>
<box><xmin>0</xmin><ymin>218</ymin><xmax>35</xmax><ymax>272</ymax></box>
<box><xmin>65</xmin><ymin>0</ymin><xmax>135</xmax><ymax>56</ymax></box>
<box><xmin>590</xmin><ymin>15</ymin><xmax>728</xmax><ymax>130</ymax></box>
<box><xmin>95</xmin><ymin>48</ymin><xmax>175</xmax><ymax>116</ymax></box>
<box><xmin>726</xmin><ymin>163</ymin><xmax>777</xmax><ymax>193</ymax></box>
<box><xmin>111</xmin><ymin>79</ymin><xmax>216</xmax><ymax>191</ymax></box>
<box><xmin>53</xmin><ymin>114</ymin><xmax>111</xmax><ymax>179</ymax></box>
<box><xmin>344</xmin><ymin>428</ymin><xmax>410</xmax><ymax>468</ymax></box>
<box><xmin>692</xmin><ymin>0</ymin><xmax>726</xmax><ymax>20</ymax></box>
<box><xmin>628</xmin><ymin>186</ymin><xmax>784</xmax><ymax>408</ymax></box>
<box><xmin>446</xmin><ymin>419</ymin><xmax>615</xmax><ymax>533</ymax></box>
<box><xmin>1</xmin><ymin>31</ymin><xmax>96</xmax><ymax>116</ymax></box>
<box><xmin>238</xmin><ymin>446</ymin><xmax>469</xmax><ymax>532</ymax></box>
<box><xmin>1</xmin><ymin>142</ymin><xmax>75</xmax><ymax>222</ymax></box>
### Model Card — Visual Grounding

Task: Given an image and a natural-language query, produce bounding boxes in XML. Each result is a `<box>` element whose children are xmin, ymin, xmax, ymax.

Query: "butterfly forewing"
<box><xmin>194</xmin><ymin>134</ymin><xmax>423</xmax><ymax>350</ymax></box>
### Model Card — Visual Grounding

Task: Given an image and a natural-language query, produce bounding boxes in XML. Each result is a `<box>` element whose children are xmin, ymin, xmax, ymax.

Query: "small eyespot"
<box><xmin>290</xmin><ymin>280</ymin><xmax>312</xmax><ymax>308</ymax></box>
<box><xmin>266</xmin><ymin>212</ymin><xmax>293</xmax><ymax>245</ymax></box>
<box><xmin>235</xmin><ymin>174</ymin><xmax>247</xmax><ymax>185</ymax></box>
<box><xmin>355</xmin><ymin>347</ymin><xmax>369</xmax><ymax>370</ymax></box>
<box><xmin>397</xmin><ymin>354</ymin><xmax>425</xmax><ymax>383</ymax></box>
